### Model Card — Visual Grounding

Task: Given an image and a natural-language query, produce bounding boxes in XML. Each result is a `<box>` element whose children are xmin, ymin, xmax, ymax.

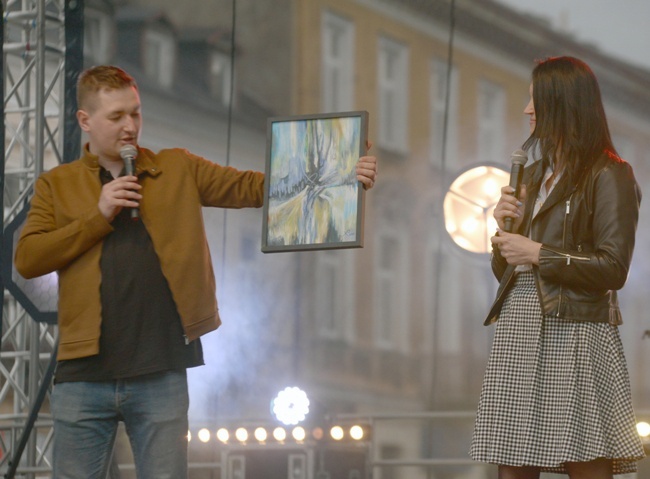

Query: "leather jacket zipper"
<box><xmin>551</xmin><ymin>197</ymin><xmax>588</xmax><ymax>316</ymax></box>
<box><xmin>541</xmin><ymin>199</ymin><xmax>589</xmax><ymax>264</ymax></box>
<box><xmin>543</xmin><ymin>251</ymin><xmax>590</xmax><ymax>265</ymax></box>
<box><xmin>556</xmin><ymin>199</ymin><xmax>570</xmax><ymax>317</ymax></box>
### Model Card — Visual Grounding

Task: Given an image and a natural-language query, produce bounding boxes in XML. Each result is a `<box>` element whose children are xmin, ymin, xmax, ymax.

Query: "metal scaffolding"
<box><xmin>1</xmin><ymin>0</ymin><xmax>82</xmax><ymax>476</ymax></box>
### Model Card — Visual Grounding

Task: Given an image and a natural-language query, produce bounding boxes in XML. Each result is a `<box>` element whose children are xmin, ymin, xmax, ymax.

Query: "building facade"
<box><xmin>17</xmin><ymin>0</ymin><xmax>650</xmax><ymax>476</ymax></box>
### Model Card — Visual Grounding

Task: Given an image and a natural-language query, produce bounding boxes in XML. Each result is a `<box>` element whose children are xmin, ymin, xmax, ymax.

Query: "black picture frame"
<box><xmin>261</xmin><ymin>110</ymin><xmax>368</xmax><ymax>253</ymax></box>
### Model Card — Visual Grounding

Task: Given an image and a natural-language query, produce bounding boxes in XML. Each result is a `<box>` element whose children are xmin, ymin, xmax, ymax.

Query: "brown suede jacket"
<box><xmin>15</xmin><ymin>145</ymin><xmax>264</xmax><ymax>360</ymax></box>
<box><xmin>485</xmin><ymin>151</ymin><xmax>641</xmax><ymax>326</ymax></box>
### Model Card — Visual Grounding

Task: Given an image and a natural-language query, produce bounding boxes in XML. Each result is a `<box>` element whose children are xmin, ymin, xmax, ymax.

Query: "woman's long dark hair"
<box><xmin>523</xmin><ymin>56</ymin><xmax>617</xmax><ymax>186</ymax></box>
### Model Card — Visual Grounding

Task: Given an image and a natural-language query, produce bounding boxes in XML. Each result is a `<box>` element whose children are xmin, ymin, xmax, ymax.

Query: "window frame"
<box><xmin>430</xmin><ymin>58</ymin><xmax>459</xmax><ymax>168</ymax></box>
<box><xmin>476</xmin><ymin>78</ymin><xmax>507</xmax><ymax>164</ymax></box>
<box><xmin>143</xmin><ymin>26</ymin><xmax>177</xmax><ymax>89</ymax></box>
<box><xmin>321</xmin><ymin>10</ymin><xmax>355</xmax><ymax>113</ymax></box>
<box><xmin>377</xmin><ymin>35</ymin><xmax>409</xmax><ymax>154</ymax></box>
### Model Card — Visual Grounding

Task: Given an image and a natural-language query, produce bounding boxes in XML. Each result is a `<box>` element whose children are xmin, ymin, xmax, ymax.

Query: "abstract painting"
<box><xmin>262</xmin><ymin>111</ymin><xmax>368</xmax><ymax>252</ymax></box>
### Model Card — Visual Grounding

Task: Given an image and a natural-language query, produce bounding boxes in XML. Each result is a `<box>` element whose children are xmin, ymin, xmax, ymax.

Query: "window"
<box><xmin>374</xmin><ymin>232</ymin><xmax>408</xmax><ymax>350</ymax></box>
<box><xmin>84</xmin><ymin>9</ymin><xmax>112</xmax><ymax>64</ymax></box>
<box><xmin>143</xmin><ymin>27</ymin><xmax>176</xmax><ymax>88</ymax></box>
<box><xmin>315</xmin><ymin>250</ymin><xmax>355</xmax><ymax>341</ymax></box>
<box><xmin>321</xmin><ymin>11</ymin><xmax>355</xmax><ymax>112</ymax></box>
<box><xmin>377</xmin><ymin>36</ymin><xmax>409</xmax><ymax>153</ymax></box>
<box><xmin>430</xmin><ymin>58</ymin><xmax>458</xmax><ymax>168</ymax></box>
<box><xmin>477</xmin><ymin>79</ymin><xmax>506</xmax><ymax>164</ymax></box>
<box><xmin>209</xmin><ymin>51</ymin><xmax>234</xmax><ymax>106</ymax></box>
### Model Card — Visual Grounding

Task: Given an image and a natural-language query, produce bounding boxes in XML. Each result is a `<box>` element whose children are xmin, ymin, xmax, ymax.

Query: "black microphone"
<box><xmin>119</xmin><ymin>145</ymin><xmax>140</xmax><ymax>220</ymax></box>
<box><xmin>503</xmin><ymin>149</ymin><xmax>528</xmax><ymax>233</ymax></box>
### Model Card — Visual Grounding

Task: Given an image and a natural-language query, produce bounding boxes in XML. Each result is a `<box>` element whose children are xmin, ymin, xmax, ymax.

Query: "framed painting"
<box><xmin>261</xmin><ymin>110</ymin><xmax>369</xmax><ymax>253</ymax></box>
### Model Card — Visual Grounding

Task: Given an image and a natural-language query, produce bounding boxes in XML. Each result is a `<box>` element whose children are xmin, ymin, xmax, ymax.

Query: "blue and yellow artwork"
<box><xmin>266</xmin><ymin>115</ymin><xmax>363</xmax><ymax>248</ymax></box>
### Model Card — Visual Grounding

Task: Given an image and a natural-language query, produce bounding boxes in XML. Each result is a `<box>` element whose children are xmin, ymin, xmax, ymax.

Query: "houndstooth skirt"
<box><xmin>470</xmin><ymin>271</ymin><xmax>645</xmax><ymax>475</ymax></box>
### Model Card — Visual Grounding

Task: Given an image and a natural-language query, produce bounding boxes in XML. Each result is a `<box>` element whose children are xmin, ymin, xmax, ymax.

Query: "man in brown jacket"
<box><xmin>15</xmin><ymin>65</ymin><xmax>377</xmax><ymax>479</ymax></box>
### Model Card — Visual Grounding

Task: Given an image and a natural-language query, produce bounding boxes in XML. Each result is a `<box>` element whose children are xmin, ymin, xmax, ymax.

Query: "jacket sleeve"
<box><xmin>537</xmin><ymin>161</ymin><xmax>640</xmax><ymax>291</ymax></box>
<box><xmin>14</xmin><ymin>174</ymin><xmax>113</xmax><ymax>279</ymax></box>
<box><xmin>184</xmin><ymin>151</ymin><xmax>265</xmax><ymax>208</ymax></box>
<box><xmin>490</xmin><ymin>242</ymin><xmax>509</xmax><ymax>281</ymax></box>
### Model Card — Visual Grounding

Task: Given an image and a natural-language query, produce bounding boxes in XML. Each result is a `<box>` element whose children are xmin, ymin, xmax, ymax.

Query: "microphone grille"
<box><xmin>511</xmin><ymin>149</ymin><xmax>528</xmax><ymax>166</ymax></box>
<box><xmin>120</xmin><ymin>144</ymin><xmax>138</xmax><ymax>160</ymax></box>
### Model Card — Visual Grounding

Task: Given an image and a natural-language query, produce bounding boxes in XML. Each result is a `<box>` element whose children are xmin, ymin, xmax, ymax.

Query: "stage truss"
<box><xmin>1</xmin><ymin>0</ymin><xmax>82</xmax><ymax>476</ymax></box>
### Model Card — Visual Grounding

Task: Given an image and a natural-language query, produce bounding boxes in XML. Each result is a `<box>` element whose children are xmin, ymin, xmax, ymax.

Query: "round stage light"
<box><xmin>271</xmin><ymin>386</ymin><xmax>310</xmax><ymax>426</ymax></box>
<box><xmin>273</xmin><ymin>427</ymin><xmax>287</xmax><ymax>442</ymax></box>
<box><xmin>349</xmin><ymin>425</ymin><xmax>364</xmax><ymax>441</ymax></box>
<box><xmin>216</xmin><ymin>428</ymin><xmax>230</xmax><ymax>444</ymax></box>
<box><xmin>330</xmin><ymin>425</ymin><xmax>344</xmax><ymax>441</ymax></box>
<box><xmin>292</xmin><ymin>426</ymin><xmax>306</xmax><ymax>442</ymax></box>
<box><xmin>254</xmin><ymin>427</ymin><xmax>268</xmax><ymax>442</ymax></box>
<box><xmin>197</xmin><ymin>428</ymin><xmax>211</xmax><ymax>443</ymax></box>
<box><xmin>311</xmin><ymin>426</ymin><xmax>324</xmax><ymax>441</ymax></box>
<box><xmin>235</xmin><ymin>427</ymin><xmax>249</xmax><ymax>443</ymax></box>
<box><xmin>444</xmin><ymin>165</ymin><xmax>509</xmax><ymax>253</ymax></box>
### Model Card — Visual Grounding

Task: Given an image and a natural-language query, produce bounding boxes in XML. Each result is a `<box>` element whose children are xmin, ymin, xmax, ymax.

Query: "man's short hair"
<box><xmin>77</xmin><ymin>65</ymin><xmax>138</xmax><ymax>111</ymax></box>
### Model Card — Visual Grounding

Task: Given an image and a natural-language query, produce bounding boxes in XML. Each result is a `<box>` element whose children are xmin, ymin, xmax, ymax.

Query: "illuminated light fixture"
<box><xmin>330</xmin><ymin>425</ymin><xmax>344</xmax><ymax>441</ymax></box>
<box><xmin>444</xmin><ymin>165</ymin><xmax>509</xmax><ymax>253</ymax></box>
<box><xmin>273</xmin><ymin>427</ymin><xmax>287</xmax><ymax>442</ymax></box>
<box><xmin>254</xmin><ymin>427</ymin><xmax>268</xmax><ymax>443</ymax></box>
<box><xmin>197</xmin><ymin>428</ymin><xmax>211</xmax><ymax>443</ymax></box>
<box><xmin>349</xmin><ymin>425</ymin><xmax>364</xmax><ymax>441</ymax></box>
<box><xmin>187</xmin><ymin>431</ymin><xmax>192</xmax><ymax>442</ymax></box>
<box><xmin>271</xmin><ymin>387</ymin><xmax>310</xmax><ymax>425</ymax></box>
<box><xmin>637</xmin><ymin>421</ymin><xmax>650</xmax><ymax>438</ymax></box>
<box><xmin>292</xmin><ymin>426</ymin><xmax>306</xmax><ymax>442</ymax></box>
<box><xmin>216</xmin><ymin>428</ymin><xmax>230</xmax><ymax>444</ymax></box>
<box><xmin>235</xmin><ymin>427</ymin><xmax>249</xmax><ymax>443</ymax></box>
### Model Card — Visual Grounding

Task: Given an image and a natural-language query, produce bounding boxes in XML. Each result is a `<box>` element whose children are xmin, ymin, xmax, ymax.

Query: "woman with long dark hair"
<box><xmin>470</xmin><ymin>56</ymin><xmax>645</xmax><ymax>478</ymax></box>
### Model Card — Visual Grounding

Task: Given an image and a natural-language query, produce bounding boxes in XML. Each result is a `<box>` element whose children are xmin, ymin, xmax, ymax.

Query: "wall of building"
<box><xmin>17</xmin><ymin>0</ymin><xmax>649</xmax><ymax>476</ymax></box>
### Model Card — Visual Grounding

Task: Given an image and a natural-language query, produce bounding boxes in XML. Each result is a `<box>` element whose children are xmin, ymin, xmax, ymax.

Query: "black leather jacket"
<box><xmin>484</xmin><ymin>151</ymin><xmax>641</xmax><ymax>326</ymax></box>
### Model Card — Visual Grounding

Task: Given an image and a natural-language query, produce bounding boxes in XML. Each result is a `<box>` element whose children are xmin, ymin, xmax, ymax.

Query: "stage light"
<box><xmin>482</xmin><ymin>177</ymin><xmax>500</xmax><ymax>197</ymax></box>
<box><xmin>330</xmin><ymin>425</ymin><xmax>344</xmax><ymax>441</ymax></box>
<box><xmin>197</xmin><ymin>428</ymin><xmax>211</xmax><ymax>443</ymax></box>
<box><xmin>444</xmin><ymin>164</ymin><xmax>509</xmax><ymax>253</ymax></box>
<box><xmin>254</xmin><ymin>427</ymin><xmax>268</xmax><ymax>443</ymax></box>
<box><xmin>292</xmin><ymin>426</ymin><xmax>306</xmax><ymax>442</ymax></box>
<box><xmin>235</xmin><ymin>427</ymin><xmax>248</xmax><ymax>443</ymax></box>
<box><xmin>311</xmin><ymin>426</ymin><xmax>324</xmax><ymax>441</ymax></box>
<box><xmin>273</xmin><ymin>426</ymin><xmax>287</xmax><ymax>442</ymax></box>
<box><xmin>637</xmin><ymin>421</ymin><xmax>650</xmax><ymax>438</ymax></box>
<box><xmin>216</xmin><ymin>428</ymin><xmax>230</xmax><ymax>444</ymax></box>
<box><xmin>271</xmin><ymin>386</ymin><xmax>310</xmax><ymax>425</ymax></box>
<box><xmin>349</xmin><ymin>425</ymin><xmax>364</xmax><ymax>441</ymax></box>
<box><xmin>461</xmin><ymin>216</ymin><xmax>479</xmax><ymax>235</ymax></box>
<box><xmin>187</xmin><ymin>430</ymin><xmax>192</xmax><ymax>442</ymax></box>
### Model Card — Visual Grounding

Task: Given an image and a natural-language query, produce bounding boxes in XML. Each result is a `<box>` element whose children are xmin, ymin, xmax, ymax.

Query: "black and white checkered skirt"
<box><xmin>470</xmin><ymin>271</ymin><xmax>645</xmax><ymax>474</ymax></box>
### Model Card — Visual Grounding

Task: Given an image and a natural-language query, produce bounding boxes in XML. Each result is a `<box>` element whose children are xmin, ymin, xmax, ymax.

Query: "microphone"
<box><xmin>503</xmin><ymin>149</ymin><xmax>528</xmax><ymax>233</ymax></box>
<box><xmin>119</xmin><ymin>145</ymin><xmax>140</xmax><ymax>220</ymax></box>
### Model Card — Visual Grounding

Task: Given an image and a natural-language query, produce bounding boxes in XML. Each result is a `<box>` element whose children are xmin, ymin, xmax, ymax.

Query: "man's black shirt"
<box><xmin>55</xmin><ymin>168</ymin><xmax>203</xmax><ymax>383</ymax></box>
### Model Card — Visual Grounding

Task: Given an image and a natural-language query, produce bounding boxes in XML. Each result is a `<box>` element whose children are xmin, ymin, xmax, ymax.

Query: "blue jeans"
<box><xmin>50</xmin><ymin>370</ymin><xmax>189</xmax><ymax>479</ymax></box>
